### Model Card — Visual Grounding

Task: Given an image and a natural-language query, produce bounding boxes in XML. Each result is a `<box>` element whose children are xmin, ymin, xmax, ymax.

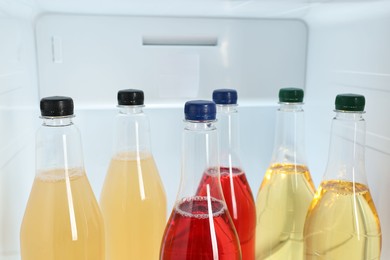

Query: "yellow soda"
<box><xmin>255</xmin><ymin>88</ymin><xmax>315</xmax><ymax>259</ymax></box>
<box><xmin>304</xmin><ymin>180</ymin><xmax>381</xmax><ymax>259</ymax></box>
<box><xmin>304</xmin><ymin>94</ymin><xmax>382</xmax><ymax>259</ymax></box>
<box><xmin>100</xmin><ymin>89</ymin><xmax>167</xmax><ymax>260</ymax></box>
<box><xmin>20</xmin><ymin>96</ymin><xmax>105</xmax><ymax>260</ymax></box>
<box><xmin>20</xmin><ymin>169</ymin><xmax>105</xmax><ymax>260</ymax></box>
<box><xmin>100</xmin><ymin>152</ymin><xmax>167</xmax><ymax>260</ymax></box>
<box><xmin>256</xmin><ymin>163</ymin><xmax>315</xmax><ymax>259</ymax></box>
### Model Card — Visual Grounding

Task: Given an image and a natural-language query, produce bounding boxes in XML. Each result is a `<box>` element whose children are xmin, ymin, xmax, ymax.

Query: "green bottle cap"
<box><xmin>278</xmin><ymin>88</ymin><xmax>304</xmax><ymax>103</ymax></box>
<box><xmin>335</xmin><ymin>94</ymin><xmax>365</xmax><ymax>112</ymax></box>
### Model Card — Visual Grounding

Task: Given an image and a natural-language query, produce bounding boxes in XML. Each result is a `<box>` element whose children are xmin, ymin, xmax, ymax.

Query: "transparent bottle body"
<box><xmin>160</xmin><ymin>120</ymin><xmax>242</xmax><ymax>260</ymax></box>
<box><xmin>20</xmin><ymin>117</ymin><xmax>105</xmax><ymax>260</ymax></box>
<box><xmin>212</xmin><ymin>104</ymin><xmax>256</xmax><ymax>260</ymax></box>
<box><xmin>255</xmin><ymin>103</ymin><xmax>315</xmax><ymax>260</ymax></box>
<box><xmin>100</xmin><ymin>106</ymin><xmax>167</xmax><ymax>260</ymax></box>
<box><xmin>304</xmin><ymin>112</ymin><xmax>382</xmax><ymax>260</ymax></box>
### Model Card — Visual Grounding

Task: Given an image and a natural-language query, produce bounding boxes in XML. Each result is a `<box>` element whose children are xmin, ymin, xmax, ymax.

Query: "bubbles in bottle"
<box><xmin>176</xmin><ymin>196</ymin><xmax>226</xmax><ymax>219</ymax></box>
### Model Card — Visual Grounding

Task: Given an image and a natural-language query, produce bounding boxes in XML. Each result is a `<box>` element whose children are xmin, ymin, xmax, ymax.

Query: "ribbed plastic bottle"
<box><xmin>255</xmin><ymin>88</ymin><xmax>316</xmax><ymax>259</ymax></box>
<box><xmin>304</xmin><ymin>94</ymin><xmax>382</xmax><ymax>259</ymax></box>
<box><xmin>160</xmin><ymin>100</ymin><xmax>242</xmax><ymax>260</ymax></box>
<box><xmin>100</xmin><ymin>89</ymin><xmax>167</xmax><ymax>260</ymax></box>
<box><xmin>20</xmin><ymin>96</ymin><xmax>105</xmax><ymax>260</ymax></box>
<box><xmin>196</xmin><ymin>89</ymin><xmax>255</xmax><ymax>259</ymax></box>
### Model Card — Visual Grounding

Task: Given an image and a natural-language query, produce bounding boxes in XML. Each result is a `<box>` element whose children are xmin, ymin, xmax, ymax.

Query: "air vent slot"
<box><xmin>142</xmin><ymin>36</ymin><xmax>218</xmax><ymax>46</ymax></box>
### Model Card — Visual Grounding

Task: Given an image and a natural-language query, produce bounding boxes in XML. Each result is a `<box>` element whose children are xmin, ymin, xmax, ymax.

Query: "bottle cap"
<box><xmin>184</xmin><ymin>100</ymin><xmax>216</xmax><ymax>121</ymax></box>
<box><xmin>335</xmin><ymin>94</ymin><xmax>365</xmax><ymax>112</ymax></box>
<box><xmin>117</xmin><ymin>89</ymin><xmax>144</xmax><ymax>106</ymax></box>
<box><xmin>212</xmin><ymin>89</ymin><xmax>238</xmax><ymax>105</ymax></box>
<box><xmin>279</xmin><ymin>88</ymin><xmax>304</xmax><ymax>103</ymax></box>
<box><xmin>40</xmin><ymin>96</ymin><xmax>74</xmax><ymax>117</ymax></box>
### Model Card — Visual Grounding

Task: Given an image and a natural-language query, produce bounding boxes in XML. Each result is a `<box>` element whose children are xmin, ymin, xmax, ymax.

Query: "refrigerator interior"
<box><xmin>1</xmin><ymin>0</ymin><xmax>390</xmax><ymax>258</ymax></box>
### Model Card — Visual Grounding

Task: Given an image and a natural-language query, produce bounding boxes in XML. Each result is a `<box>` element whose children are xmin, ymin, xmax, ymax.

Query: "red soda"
<box><xmin>198</xmin><ymin>167</ymin><xmax>256</xmax><ymax>260</ymax></box>
<box><xmin>160</xmin><ymin>196</ymin><xmax>241</xmax><ymax>260</ymax></box>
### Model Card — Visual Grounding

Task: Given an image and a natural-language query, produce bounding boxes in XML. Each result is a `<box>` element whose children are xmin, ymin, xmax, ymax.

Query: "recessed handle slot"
<box><xmin>142</xmin><ymin>36</ymin><xmax>218</xmax><ymax>46</ymax></box>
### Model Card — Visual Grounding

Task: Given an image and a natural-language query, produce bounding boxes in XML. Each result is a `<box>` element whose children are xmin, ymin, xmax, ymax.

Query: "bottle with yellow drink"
<box><xmin>20</xmin><ymin>96</ymin><xmax>105</xmax><ymax>260</ymax></box>
<box><xmin>100</xmin><ymin>89</ymin><xmax>167</xmax><ymax>260</ymax></box>
<box><xmin>255</xmin><ymin>88</ymin><xmax>316</xmax><ymax>260</ymax></box>
<box><xmin>304</xmin><ymin>94</ymin><xmax>382</xmax><ymax>259</ymax></box>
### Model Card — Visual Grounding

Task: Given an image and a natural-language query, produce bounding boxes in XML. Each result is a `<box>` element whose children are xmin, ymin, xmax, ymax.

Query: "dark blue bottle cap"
<box><xmin>335</xmin><ymin>94</ymin><xmax>365</xmax><ymax>112</ymax></box>
<box><xmin>212</xmin><ymin>89</ymin><xmax>238</xmax><ymax>105</ymax></box>
<box><xmin>184</xmin><ymin>100</ymin><xmax>216</xmax><ymax>121</ymax></box>
<box><xmin>40</xmin><ymin>96</ymin><xmax>74</xmax><ymax>117</ymax></box>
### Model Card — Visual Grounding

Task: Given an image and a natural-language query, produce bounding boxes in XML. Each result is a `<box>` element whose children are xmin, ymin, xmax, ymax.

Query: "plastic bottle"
<box><xmin>255</xmin><ymin>88</ymin><xmax>316</xmax><ymax>259</ymax></box>
<box><xmin>100</xmin><ymin>89</ymin><xmax>167</xmax><ymax>260</ymax></box>
<box><xmin>160</xmin><ymin>100</ymin><xmax>242</xmax><ymax>260</ymax></box>
<box><xmin>304</xmin><ymin>93</ymin><xmax>382</xmax><ymax>259</ymax></box>
<box><xmin>197</xmin><ymin>89</ymin><xmax>255</xmax><ymax>259</ymax></box>
<box><xmin>20</xmin><ymin>96</ymin><xmax>105</xmax><ymax>260</ymax></box>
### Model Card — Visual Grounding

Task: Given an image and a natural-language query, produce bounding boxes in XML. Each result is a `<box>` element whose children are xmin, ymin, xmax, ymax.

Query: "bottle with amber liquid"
<box><xmin>255</xmin><ymin>88</ymin><xmax>316</xmax><ymax>259</ymax></box>
<box><xmin>304</xmin><ymin>94</ymin><xmax>382</xmax><ymax>259</ymax></box>
<box><xmin>100</xmin><ymin>89</ymin><xmax>167</xmax><ymax>260</ymax></box>
<box><xmin>20</xmin><ymin>96</ymin><xmax>105</xmax><ymax>260</ymax></box>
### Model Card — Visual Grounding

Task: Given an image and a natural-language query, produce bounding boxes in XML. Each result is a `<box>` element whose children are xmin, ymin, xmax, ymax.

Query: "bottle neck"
<box><xmin>271</xmin><ymin>103</ymin><xmax>307</xmax><ymax>166</ymax></box>
<box><xmin>113</xmin><ymin>106</ymin><xmax>152</xmax><ymax>158</ymax></box>
<box><xmin>324</xmin><ymin>111</ymin><xmax>367</xmax><ymax>184</ymax></box>
<box><xmin>36</xmin><ymin>116</ymin><xmax>84</xmax><ymax>174</ymax></box>
<box><xmin>179</xmin><ymin>120</ymin><xmax>221</xmax><ymax>199</ymax></box>
<box><xmin>42</xmin><ymin>116</ymin><xmax>74</xmax><ymax>127</ymax></box>
<box><xmin>216</xmin><ymin>104</ymin><xmax>241</xmax><ymax>168</ymax></box>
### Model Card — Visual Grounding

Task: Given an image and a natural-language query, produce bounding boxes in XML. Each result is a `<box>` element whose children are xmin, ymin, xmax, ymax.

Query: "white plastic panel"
<box><xmin>35</xmin><ymin>15</ymin><xmax>308</xmax><ymax>106</ymax></box>
<box><xmin>0</xmin><ymin>3</ymin><xmax>38</xmax><ymax>259</ymax></box>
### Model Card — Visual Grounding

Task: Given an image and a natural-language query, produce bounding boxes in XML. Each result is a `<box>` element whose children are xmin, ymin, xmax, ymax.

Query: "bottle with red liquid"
<box><xmin>197</xmin><ymin>89</ymin><xmax>256</xmax><ymax>260</ymax></box>
<box><xmin>160</xmin><ymin>100</ymin><xmax>242</xmax><ymax>260</ymax></box>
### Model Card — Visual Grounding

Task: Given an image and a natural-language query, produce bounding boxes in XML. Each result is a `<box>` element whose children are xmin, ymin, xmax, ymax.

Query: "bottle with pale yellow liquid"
<box><xmin>20</xmin><ymin>96</ymin><xmax>105</xmax><ymax>260</ymax></box>
<box><xmin>255</xmin><ymin>88</ymin><xmax>316</xmax><ymax>260</ymax></box>
<box><xmin>304</xmin><ymin>94</ymin><xmax>382</xmax><ymax>259</ymax></box>
<box><xmin>100</xmin><ymin>89</ymin><xmax>167</xmax><ymax>260</ymax></box>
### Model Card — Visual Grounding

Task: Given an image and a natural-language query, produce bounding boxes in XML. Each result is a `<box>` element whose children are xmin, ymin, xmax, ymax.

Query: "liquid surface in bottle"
<box><xmin>100</xmin><ymin>152</ymin><xmax>167</xmax><ymax>260</ymax></box>
<box><xmin>20</xmin><ymin>169</ymin><xmax>104</xmax><ymax>260</ymax></box>
<box><xmin>160</xmin><ymin>196</ymin><xmax>241</xmax><ymax>260</ymax></box>
<box><xmin>197</xmin><ymin>167</ymin><xmax>256</xmax><ymax>260</ymax></box>
<box><xmin>255</xmin><ymin>163</ymin><xmax>315</xmax><ymax>260</ymax></box>
<box><xmin>304</xmin><ymin>180</ymin><xmax>382</xmax><ymax>259</ymax></box>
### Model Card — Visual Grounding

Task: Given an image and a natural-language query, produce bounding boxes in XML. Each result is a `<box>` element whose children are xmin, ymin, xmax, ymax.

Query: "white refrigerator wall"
<box><xmin>0</xmin><ymin>3</ymin><xmax>38</xmax><ymax>259</ymax></box>
<box><xmin>1</xmin><ymin>1</ymin><xmax>390</xmax><ymax>259</ymax></box>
